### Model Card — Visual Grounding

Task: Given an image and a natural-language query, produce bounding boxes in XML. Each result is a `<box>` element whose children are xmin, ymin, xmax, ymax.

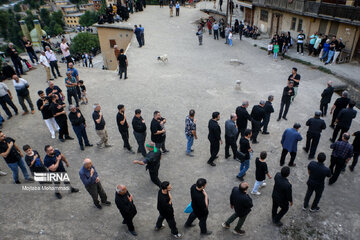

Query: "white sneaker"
<box><xmin>34</xmin><ymin>63</ymin><xmax>38</xmax><ymax>66</ymax></box>
<box><xmin>261</xmin><ymin>182</ymin><xmax>267</xmax><ymax>187</ymax></box>
<box><xmin>51</xmin><ymin>134</ymin><xmax>56</xmax><ymax>139</ymax></box>
<box><xmin>301</xmin><ymin>53</ymin><xmax>304</xmax><ymax>56</ymax></box>
<box><xmin>173</xmin><ymin>233</ymin><xmax>182</xmax><ymax>238</ymax></box>
<box><xmin>251</xmin><ymin>191</ymin><xmax>261</xmax><ymax>195</ymax></box>
<box><xmin>0</xmin><ymin>170</ymin><xmax>7</xmax><ymax>176</ymax></box>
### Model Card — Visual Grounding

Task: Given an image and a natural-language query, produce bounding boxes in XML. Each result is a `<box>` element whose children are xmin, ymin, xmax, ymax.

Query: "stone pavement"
<box><xmin>0</xmin><ymin>4</ymin><xmax>359</xmax><ymax>240</ymax></box>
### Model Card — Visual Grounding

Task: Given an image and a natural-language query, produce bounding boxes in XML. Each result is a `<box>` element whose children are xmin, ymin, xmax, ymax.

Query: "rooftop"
<box><xmin>65</xmin><ymin>12</ymin><xmax>84</xmax><ymax>17</ymax></box>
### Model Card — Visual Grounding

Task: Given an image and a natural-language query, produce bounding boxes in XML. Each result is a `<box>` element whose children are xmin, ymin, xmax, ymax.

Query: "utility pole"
<box><xmin>225</xmin><ymin>0</ymin><xmax>229</xmax><ymax>25</ymax></box>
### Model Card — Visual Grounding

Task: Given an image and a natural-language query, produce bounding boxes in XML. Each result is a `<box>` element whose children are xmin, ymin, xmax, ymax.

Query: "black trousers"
<box><xmin>280</xmin><ymin>148</ymin><xmax>296</xmax><ymax>166</ymax></box>
<box><xmin>278</xmin><ymin>101</ymin><xmax>290</xmax><ymax>119</ymax></box>
<box><xmin>297</xmin><ymin>43</ymin><xmax>304</xmax><ymax>53</ymax></box>
<box><xmin>67</xmin><ymin>89</ymin><xmax>79</xmax><ymax>107</ymax></box>
<box><xmin>350</xmin><ymin>151</ymin><xmax>359</xmax><ymax>169</ymax></box>
<box><xmin>0</xmin><ymin>94</ymin><xmax>18</xmax><ymax>117</ymax></box>
<box><xmin>251</xmin><ymin>120</ymin><xmax>261</xmax><ymax>142</ymax></box>
<box><xmin>329</xmin><ymin>156</ymin><xmax>346</xmax><ymax>184</ymax></box>
<box><xmin>208</xmin><ymin>140</ymin><xmax>220</xmax><ymax>163</ymax></box>
<box><xmin>55</xmin><ymin>116</ymin><xmax>69</xmax><ymax>139</ymax></box>
<box><xmin>330</xmin><ymin>110</ymin><xmax>340</xmax><ymax>127</ymax></box>
<box><xmin>119</xmin><ymin>66</ymin><xmax>127</xmax><ymax>79</ymax></box>
<box><xmin>304</xmin><ymin>132</ymin><xmax>320</xmax><ymax>158</ymax></box>
<box><xmin>12</xmin><ymin>58</ymin><xmax>23</xmax><ymax>76</ymax></box>
<box><xmin>136</xmin><ymin>36</ymin><xmax>142</xmax><ymax>47</ymax></box>
<box><xmin>236</xmin><ymin>127</ymin><xmax>246</xmax><ymax>141</ymax></box>
<box><xmin>331</xmin><ymin>126</ymin><xmax>349</xmax><ymax>142</ymax></box>
<box><xmin>156</xmin><ymin>215</ymin><xmax>178</xmax><ymax>235</ymax></box>
<box><xmin>303</xmin><ymin>183</ymin><xmax>324</xmax><ymax>209</ymax></box>
<box><xmin>122</xmin><ymin>214</ymin><xmax>135</xmax><ymax>232</ymax></box>
<box><xmin>262</xmin><ymin>114</ymin><xmax>270</xmax><ymax>132</ymax></box>
<box><xmin>213</xmin><ymin>29</ymin><xmax>219</xmax><ymax>39</ymax></box>
<box><xmin>49</xmin><ymin>60</ymin><xmax>60</xmax><ymax>78</ymax></box>
<box><xmin>155</xmin><ymin>141</ymin><xmax>166</xmax><ymax>152</ymax></box>
<box><xmin>176</xmin><ymin>8</ymin><xmax>179</xmax><ymax>16</ymax></box>
<box><xmin>119</xmin><ymin>129</ymin><xmax>131</xmax><ymax>150</ymax></box>
<box><xmin>225</xmin><ymin>135</ymin><xmax>237</xmax><ymax>158</ymax></box>
<box><xmin>133</xmin><ymin>131</ymin><xmax>146</xmax><ymax>157</ymax></box>
<box><xmin>185</xmin><ymin>212</ymin><xmax>208</xmax><ymax>234</ymax></box>
<box><xmin>73</xmin><ymin>125</ymin><xmax>90</xmax><ymax>147</ymax></box>
<box><xmin>272</xmin><ymin>199</ymin><xmax>289</xmax><ymax>223</ymax></box>
<box><xmin>85</xmin><ymin>182</ymin><xmax>107</xmax><ymax>205</ymax></box>
<box><xmin>320</xmin><ymin>102</ymin><xmax>329</xmax><ymax>116</ymax></box>
<box><xmin>149</xmin><ymin>166</ymin><xmax>161</xmax><ymax>187</ymax></box>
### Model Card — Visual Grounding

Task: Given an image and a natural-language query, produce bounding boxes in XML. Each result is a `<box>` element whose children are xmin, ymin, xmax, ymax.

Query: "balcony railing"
<box><xmin>304</xmin><ymin>1</ymin><xmax>360</xmax><ymax>22</ymax></box>
<box><xmin>252</xmin><ymin>0</ymin><xmax>306</xmax><ymax>13</ymax></box>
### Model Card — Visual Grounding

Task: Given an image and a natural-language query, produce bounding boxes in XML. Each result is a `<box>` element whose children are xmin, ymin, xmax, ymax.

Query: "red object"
<box><xmin>25</xmin><ymin>61</ymin><xmax>32</xmax><ymax>69</ymax></box>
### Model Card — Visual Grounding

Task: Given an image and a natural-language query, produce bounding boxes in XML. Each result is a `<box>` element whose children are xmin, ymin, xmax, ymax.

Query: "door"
<box><xmin>353</xmin><ymin>35</ymin><xmax>360</xmax><ymax>61</ymax></box>
<box><xmin>318</xmin><ymin>19</ymin><xmax>328</xmax><ymax>35</ymax></box>
<box><xmin>271</xmin><ymin>13</ymin><xmax>283</xmax><ymax>36</ymax></box>
<box><xmin>328</xmin><ymin>21</ymin><xmax>339</xmax><ymax>37</ymax></box>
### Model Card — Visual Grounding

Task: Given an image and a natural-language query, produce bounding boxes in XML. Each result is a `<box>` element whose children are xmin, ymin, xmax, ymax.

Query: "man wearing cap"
<box><xmin>68</xmin><ymin>105</ymin><xmax>93</xmax><ymax>150</ymax></box>
<box><xmin>250</xmin><ymin>101</ymin><xmax>265</xmax><ymax>144</ymax></box>
<box><xmin>280</xmin><ymin>123</ymin><xmax>302</xmax><ymax>167</ymax></box>
<box><xmin>225</xmin><ymin>113</ymin><xmax>238</xmax><ymax>159</ymax></box>
<box><xmin>115</xmin><ymin>185</ymin><xmax>138</xmax><ymax>236</ymax></box>
<box><xmin>330</xmin><ymin>91</ymin><xmax>350</xmax><ymax>128</ymax></box>
<box><xmin>262</xmin><ymin>95</ymin><xmax>274</xmax><ymax>135</ymax></box>
<box><xmin>132</xmin><ymin>109</ymin><xmax>147</xmax><ymax>157</ymax></box>
<box><xmin>303</xmin><ymin>111</ymin><xmax>326</xmax><ymax>159</ymax></box>
<box><xmin>320</xmin><ymin>81</ymin><xmax>334</xmax><ymax>117</ymax></box>
<box><xmin>79</xmin><ymin>158</ymin><xmax>110</xmax><ymax>209</ymax></box>
<box><xmin>64</xmin><ymin>71</ymin><xmax>79</xmax><ymax>108</ymax></box>
<box><xmin>277</xmin><ymin>81</ymin><xmax>294</xmax><ymax>121</ymax></box>
<box><xmin>133</xmin><ymin>142</ymin><xmax>162</xmax><ymax>187</ymax></box>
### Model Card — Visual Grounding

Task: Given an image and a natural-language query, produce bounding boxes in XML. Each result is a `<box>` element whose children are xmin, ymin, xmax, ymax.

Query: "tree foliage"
<box><xmin>79</xmin><ymin>11</ymin><xmax>98</xmax><ymax>27</ymax></box>
<box><xmin>40</xmin><ymin>8</ymin><xmax>51</xmax><ymax>26</ymax></box>
<box><xmin>0</xmin><ymin>9</ymin><xmax>24</xmax><ymax>49</ymax></box>
<box><xmin>24</xmin><ymin>0</ymin><xmax>40</xmax><ymax>9</ymax></box>
<box><xmin>0</xmin><ymin>10</ymin><xmax>9</xmax><ymax>40</ymax></box>
<box><xmin>69</xmin><ymin>0</ymin><xmax>89</xmax><ymax>4</ymax></box>
<box><xmin>24</xmin><ymin>10</ymin><xmax>37</xmax><ymax>30</ymax></box>
<box><xmin>70</xmin><ymin>32</ymin><xmax>99</xmax><ymax>54</ymax></box>
<box><xmin>13</xmin><ymin>3</ymin><xmax>22</xmax><ymax>12</ymax></box>
<box><xmin>51</xmin><ymin>10</ymin><xmax>65</xmax><ymax>27</ymax></box>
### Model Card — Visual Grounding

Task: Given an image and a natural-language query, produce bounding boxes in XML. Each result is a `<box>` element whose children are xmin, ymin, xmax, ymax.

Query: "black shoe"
<box><xmin>15</xmin><ymin>180</ymin><xmax>21</xmax><ymax>184</ymax></box>
<box><xmin>252</xmin><ymin>140</ymin><xmax>259</xmax><ymax>144</ymax></box>
<box><xmin>15</xmin><ymin>112</ymin><xmax>18</xmax><ymax>115</ymax></box>
<box><xmin>329</xmin><ymin>138</ymin><xmax>334</xmax><ymax>143</ymax></box>
<box><xmin>59</xmin><ymin>138</ymin><xmax>65</xmax><ymax>142</ymax></box>
<box><xmin>262</xmin><ymin>131</ymin><xmax>269</xmax><ymax>135</ymax></box>
<box><xmin>280</xmin><ymin>162</ymin><xmax>284</xmax><ymax>167</ymax></box>
<box><xmin>282</xmin><ymin>117</ymin><xmax>288</xmax><ymax>120</ymax></box>
<box><xmin>124</xmin><ymin>77</ymin><xmax>128</xmax><ymax>79</ymax></box>
<box><xmin>310</xmin><ymin>207</ymin><xmax>320</xmax><ymax>212</ymax></box>
<box><xmin>95</xmin><ymin>203</ymin><xmax>102</xmax><ymax>209</ymax></box>
<box><xmin>7</xmin><ymin>115</ymin><xmax>12</xmax><ymax>120</ymax></box>
<box><xmin>102</xmin><ymin>201</ymin><xmax>111</xmax><ymax>206</ymax></box>
<box><xmin>330</xmin><ymin>125</ymin><xmax>334</xmax><ymax>129</ymax></box>
<box><xmin>58</xmin><ymin>75</ymin><xmax>63</xmax><ymax>77</ymax></box>
<box><xmin>129</xmin><ymin>231</ymin><xmax>137</xmax><ymax>236</ymax></box>
<box><xmin>349</xmin><ymin>166</ymin><xmax>354</xmax><ymax>172</ymax></box>
<box><xmin>85</xmin><ymin>144</ymin><xmax>93</xmax><ymax>147</ymax></box>
<box><xmin>162</xmin><ymin>149</ymin><xmax>169</xmax><ymax>153</ymax></box>
<box><xmin>71</xmin><ymin>187</ymin><xmax>79</xmax><ymax>193</ymax></box>
<box><xmin>274</xmin><ymin>221</ymin><xmax>283</xmax><ymax>227</ymax></box>
<box><xmin>184</xmin><ymin>223</ymin><xmax>196</xmax><ymax>228</ymax></box>
<box><xmin>65</xmin><ymin>136</ymin><xmax>74</xmax><ymax>140</ymax></box>
<box><xmin>128</xmin><ymin>149</ymin><xmax>135</xmax><ymax>154</ymax></box>
<box><xmin>55</xmin><ymin>192</ymin><xmax>62</xmax><ymax>199</ymax></box>
<box><xmin>236</xmin><ymin>176</ymin><xmax>244</xmax><ymax>181</ymax></box>
<box><xmin>303</xmin><ymin>147</ymin><xmax>308</xmax><ymax>153</ymax></box>
<box><xmin>225</xmin><ymin>155</ymin><xmax>231</xmax><ymax>159</ymax></box>
<box><xmin>25</xmin><ymin>177</ymin><xmax>34</xmax><ymax>182</ymax></box>
<box><xmin>277</xmin><ymin>118</ymin><xmax>281</xmax><ymax>121</ymax></box>
<box><xmin>207</xmin><ymin>162</ymin><xmax>216</xmax><ymax>167</ymax></box>
<box><xmin>308</xmin><ymin>156</ymin><xmax>315</xmax><ymax>160</ymax></box>
<box><xmin>288</xmin><ymin>163</ymin><xmax>296</xmax><ymax>167</ymax></box>
<box><xmin>200</xmin><ymin>231</ymin><xmax>212</xmax><ymax>235</ymax></box>
<box><xmin>80</xmin><ymin>145</ymin><xmax>85</xmax><ymax>151</ymax></box>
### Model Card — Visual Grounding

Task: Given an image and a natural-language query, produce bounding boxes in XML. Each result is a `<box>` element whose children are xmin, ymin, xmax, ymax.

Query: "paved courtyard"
<box><xmin>0</xmin><ymin>5</ymin><xmax>359</xmax><ymax>240</ymax></box>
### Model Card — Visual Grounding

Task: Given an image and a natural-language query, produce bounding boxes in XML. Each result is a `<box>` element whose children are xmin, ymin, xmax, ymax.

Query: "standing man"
<box><xmin>139</xmin><ymin>24</ymin><xmax>145</xmax><ymax>45</ymax></box>
<box><xmin>115</xmin><ymin>185</ymin><xmax>138</xmax><ymax>236</ymax></box>
<box><xmin>235</xmin><ymin>101</ymin><xmax>251</xmax><ymax>139</ymax></box>
<box><xmin>6</xmin><ymin>43</ymin><xmax>23</xmax><ymax>76</ymax></box>
<box><xmin>287</xmin><ymin>68</ymin><xmax>300</xmax><ymax>102</ymax></box>
<box><xmin>175</xmin><ymin>2</ymin><xmax>180</xmax><ymax>16</ymax></box>
<box><xmin>330</xmin><ymin>90</ymin><xmax>350</xmax><ymax>128</ymax></box>
<box><xmin>330</xmin><ymin>100</ymin><xmax>357</xmax><ymax>142</ymax></box>
<box><xmin>50</xmin><ymin>95</ymin><xmax>73</xmax><ymax>142</ymax></box>
<box><xmin>185</xmin><ymin>109</ymin><xmax>197</xmax><ymax>157</ymax></box>
<box><xmin>169</xmin><ymin>1</ymin><xmax>174</xmax><ymax>17</ymax></box>
<box><xmin>272</xmin><ymin>167</ymin><xmax>293</xmax><ymax>227</ymax></box>
<box><xmin>37</xmin><ymin>90</ymin><xmax>59</xmax><ymax>139</ymax></box>
<box><xmin>116</xmin><ymin>104</ymin><xmax>134</xmax><ymax>153</ymax></box>
<box><xmin>46</xmin><ymin>81</ymin><xmax>65</xmax><ymax>100</ymax></box>
<box><xmin>250</xmin><ymin>100</ymin><xmax>265</xmax><ymax>144</ymax></box>
<box><xmin>296</xmin><ymin>30</ymin><xmax>305</xmax><ymax>55</ymax></box>
<box><xmin>184</xmin><ymin>178</ymin><xmax>212</xmax><ymax>235</ymax></box>
<box><xmin>0</xmin><ymin>131</ymin><xmax>34</xmax><ymax>184</ymax></box>
<box><xmin>67</xmin><ymin>62</ymin><xmax>81</xmax><ymax>100</ymax></box>
<box><xmin>239</xmin><ymin>21</ymin><xmax>244</xmax><ymax>40</ymax></box>
<box><xmin>132</xmin><ymin>109</ymin><xmax>147</xmax><ymax>157</ymax></box>
<box><xmin>222</xmin><ymin>182</ymin><xmax>253</xmax><ymax>235</ymax></box>
<box><xmin>117</xmin><ymin>49</ymin><xmax>128</xmax><ymax>80</ymax></box>
<box><xmin>219</xmin><ymin>0</ymin><xmax>223</xmax><ymax>11</ymax></box>
<box><xmin>92</xmin><ymin>104</ymin><xmax>111</xmax><ymax>148</ymax></box>
<box><xmin>134</xmin><ymin>25</ymin><xmax>142</xmax><ymax>47</ymax></box>
<box><xmin>332</xmin><ymin>37</ymin><xmax>345</xmax><ymax>64</ymax></box>
<box><xmin>43</xmin><ymin>145</ymin><xmax>79</xmax><ymax>199</ymax></box>
<box><xmin>79</xmin><ymin>158</ymin><xmax>111</xmax><ymax>209</ymax></box>
<box><xmin>22</xmin><ymin>36</ymin><xmax>38</xmax><ymax>65</ymax></box>
<box><xmin>277</xmin><ymin>81</ymin><xmax>294</xmax><ymax>121</ymax></box>
<box><xmin>320</xmin><ymin>81</ymin><xmax>334</xmax><ymax>117</ymax></box>
<box><xmin>39</xmin><ymin>51</ymin><xmax>52</xmax><ymax>81</ymax></box>
<box><xmin>12</xmin><ymin>75</ymin><xmax>35</xmax><ymax>115</ymax></box>
<box><xmin>325</xmin><ymin>36</ymin><xmax>338</xmax><ymax>65</ymax></box>
<box><xmin>349</xmin><ymin>131</ymin><xmax>360</xmax><ymax>172</ymax></box>
<box><xmin>225</xmin><ymin>113</ymin><xmax>238</xmax><ymax>160</ymax></box>
<box><xmin>64</xmin><ymin>71</ymin><xmax>79</xmax><ymax>108</ymax></box>
<box><xmin>303</xmin><ymin>153</ymin><xmax>331</xmax><ymax>212</ymax></box>
<box><xmin>68</xmin><ymin>105</ymin><xmax>93</xmax><ymax>150</ymax></box>
<box><xmin>212</xmin><ymin>21</ymin><xmax>219</xmax><ymax>40</ymax></box>
<box><xmin>155</xmin><ymin>181</ymin><xmax>182</xmax><ymax>238</ymax></box>
<box><xmin>151</xmin><ymin>111</ymin><xmax>167</xmax><ymax>152</ymax></box>
<box><xmin>207</xmin><ymin>112</ymin><xmax>222</xmax><ymax>167</ymax></box>
<box><xmin>303</xmin><ymin>111</ymin><xmax>326</xmax><ymax>159</ymax></box>
<box><xmin>329</xmin><ymin>133</ymin><xmax>353</xmax><ymax>185</ymax></box>
<box><xmin>262</xmin><ymin>95</ymin><xmax>274</xmax><ymax>134</ymax></box>
<box><xmin>133</xmin><ymin>142</ymin><xmax>162</xmax><ymax>187</ymax></box>
<box><xmin>237</xmin><ymin>129</ymin><xmax>252</xmax><ymax>181</ymax></box>
<box><xmin>280</xmin><ymin>123</ymin><xmax>302</xmax><ymax>167</ymax></box>
<box><xmin>0</xmin><ymin>80</ymin><xmax>18</xmax><ymax>119</ymax></box>
<box><xmin>60</xmin><ymin>38</ymin><xmax>72</xmax><ymax>66</ymax></box>
<box><xmin>45</xmin><ymin>46</ymin><xmax>62</xmax><ymax>79</ymax></box>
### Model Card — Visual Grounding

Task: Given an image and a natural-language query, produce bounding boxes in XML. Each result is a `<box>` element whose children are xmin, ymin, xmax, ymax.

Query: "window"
<box><xmin>290</xmin><ymin>17</ymin><xmax>296</xmax><ymax>30</ymax></box>
<box><xmin>297</xmin><ymin>19</ymin><xmax>303</xmax><ymax>32</ymax></box>
<box><xmin>109</xmin><ymin>39</ymin><xmax>116</xmax><ymax>48</ymax></box>
<box><xmin>260</xmin><ymin>10</ymin><xmax>268</xmax><ymax>22</ymax></box>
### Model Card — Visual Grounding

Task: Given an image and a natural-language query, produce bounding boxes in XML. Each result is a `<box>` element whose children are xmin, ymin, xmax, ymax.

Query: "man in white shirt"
<box><xmin>0</xmin><ymin>80</ymin><xmax>18</xmax><ymax>119</ymax></box>
<box><xmin>39</xmin><ymin>51</ymin><xmax>52</xmax><ymax>82</ymax></box>
<box><xmin>45</xmin><ymin>46</ymin><xmax>62</xmax><ymax>79</ymax></box>
<box><xmin>60</xmin><ymin>38</ymin><xmax>72</xmax><ymax>67</ymax></box>
<box><xmin>12</xmin><ymin>75</ymin><xmax>34</xmax><ymax>115</ymax></box>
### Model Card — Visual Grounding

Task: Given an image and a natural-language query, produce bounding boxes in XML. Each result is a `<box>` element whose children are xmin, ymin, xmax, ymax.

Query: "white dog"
<box><xmin>157</xmin><ymin>54</ymin><xmax>168</xmax><ymax>63</ymax></box>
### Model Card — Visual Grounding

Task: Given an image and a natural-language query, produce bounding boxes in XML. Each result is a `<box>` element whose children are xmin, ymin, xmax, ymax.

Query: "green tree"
<box><xmin>40</xmin><ymin>8</ymin><xmax>51</xmax><ymax>26</ymax></box>
<box><xmin>51</xmin><ymin>10</ymin><xmax>64</xmax><ymax>27</ymax></box>
<box><xmin>0</xmin><ymin>10</ymin><xmax>9</xmax><ymax>39</ymax></box>
<box><xmin>98</xmin><ymin>0</ymin><xmax>107</xmax><ymax>15</ymax></box>
<box><xmin>70</xmin><ymin>32</ymin><xmax>99</xmax><ymax>54</ymax></box>
<box><xmin>24</xmin><ymin>0</ymin><xmax>40</xmax><ymax>9</ymax></box>
<box><xmin>79</xmin><ymin>11</ymin><xmax>98</xmax><ymax>27</ymax></box>
<box><xmin>70</xmin><ymin>0</ymin><xmax>89</xmax><ymax>4</ymax></box>
<box><xmin>24</xmin><ymin>10</ymin><xmax>37</xmax><ymax>30</ymax></box>
<box><xmin>13</xmin><ymin>3</ymin><xmax>22</xmax><ymax>12</ymax></box>
<box><xmin>7</xmin><ymin>10</ymin><xmax>23</xmax><ymax>50</ymax></box>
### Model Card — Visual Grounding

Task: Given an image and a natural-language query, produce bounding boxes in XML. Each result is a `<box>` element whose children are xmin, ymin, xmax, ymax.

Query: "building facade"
<box><xmin>64</xmin><ymin>13</ymin><xmax>84</xmax><ymax>27</ymax></box>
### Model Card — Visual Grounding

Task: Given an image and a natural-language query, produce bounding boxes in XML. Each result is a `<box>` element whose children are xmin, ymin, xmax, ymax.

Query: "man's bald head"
<box><xmin>239</xmin><ymin>182</ymin><xmax>249</xmax><ymax>192</ymax></box>
<box><xmin>83</xmin><ymin>158</ymin><xmax>92</xmax><ymax>169</ymax></box>
<box><xmin>116</xmin><ymin>185</ymin><xmax>127</xmax><ymax>195</ymax></box>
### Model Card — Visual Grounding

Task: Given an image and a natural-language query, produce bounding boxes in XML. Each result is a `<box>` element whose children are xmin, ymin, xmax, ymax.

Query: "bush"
<box><xmin>70</xmin><ymin>32</ymin><xmax>99</xmax><ymax>54</ymax></box>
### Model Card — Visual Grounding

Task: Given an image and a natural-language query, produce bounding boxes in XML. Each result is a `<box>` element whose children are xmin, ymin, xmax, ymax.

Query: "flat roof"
<box><xmin>65</xmin><ymin>13</ymin><xmax>84</xmax><ymax>17</ymax></box>
<box><xmin>94</xmin><ymin>23</ymin><xmax>133</xmax><ymax>31</ymax></box>
<box><xmin>61</xmin><ymin>4</ymin><xmax>76</xmax><ymax>8</ymax></box>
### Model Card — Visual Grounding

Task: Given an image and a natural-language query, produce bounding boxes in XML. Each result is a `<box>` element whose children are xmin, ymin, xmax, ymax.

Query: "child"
<box><xmin>267</xmin><ymin>42</ymin><xmax>273</xmax><ymax>55</ymax></box>
<box><xmin>23</xmin><ymin>145</ymin><xmax>47</xmax><ymax>176</ymax></box>
<box><xmin>79</xmin><ymin>80</ymin><xmax>88</xmax><ymax>104</ymax></box>
<box><xmin>251</xmin><ymin>151</ymin><xmax>271</xmax><ymax>195</ymax></box>
<box><xmin>281</xmin><ymin>41</ymin><xmax>287</xmax><ymax>60</ymax></box>
<box><xmin>228</xmin><ymin>31</ymin><xmax>233</xmax><ymax>46</ymax></box>
<box><xmin>273</xmin><ymin>41</ymin><xmax>279</xmax><ymax>60</ymax></box>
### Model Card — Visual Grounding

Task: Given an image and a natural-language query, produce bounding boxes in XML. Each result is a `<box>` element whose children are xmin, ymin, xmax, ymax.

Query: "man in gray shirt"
<box><xmin>0</xmin><ymin>80</ymin><xmax>18</xmax><ymax>119</ymax></box>
<box><xmin>213</xmin><ymin>22</ymin><xmax>219</xmax><ymax>40</ymax></box>
<box><xmin>225</xmin><ymin>113</ymin><xmax>238</xmax><ymax>159</ymax></box>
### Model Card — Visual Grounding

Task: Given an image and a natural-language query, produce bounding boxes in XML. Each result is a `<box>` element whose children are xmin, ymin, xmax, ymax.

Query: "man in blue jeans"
<box><xmin>0</xmin><ymin>131</ymin><xmax>34</xmax><ymax>184</ymax></box>
<box><xmin>237</xmin><ymin>129</ymin><xmax>252</xmax><ymax>181</ymax></box>
<box><xmin>185</xmin><ymin>109</ymin><xmax>197</xmax><ymax>157</ymax></box>
<box><xmin>325</xmin><ymin>36</ymin><xmax>338</xmax><ymax>65</ymax></box>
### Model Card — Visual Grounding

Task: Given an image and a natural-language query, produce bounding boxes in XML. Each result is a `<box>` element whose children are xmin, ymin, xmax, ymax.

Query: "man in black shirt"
<box><xmin>50</xmin><ymin>95</ymin><xmax>73</xmax><ymax>142</ymax></box>
<box><xmin>303</xmin><ymin>111</ymin><xmax>326</xmax><ymax>159</ymax></box>
<box><xmin>22</xmin><ymin>36</ymin><xmax>38</xmax><ymax>64</ymax></box>
<box><xmin>277</xmin><ymin>81</ymin><xmax>294</xmax><ymax>121</ymax></box>
<box><xmin>115</xmin><ymin>184</ymin><xmax>138</xmax><ymax>236</ymax></box>
<box><xmin>250</xmin><ymin>100</ymin><xmax>265</xmax><ymax>144</ymax></box>
<box><xmin>262</xmin><ymin>95</ymin><xmax>274</xmax><ymax>134</ymax></box>
<box><xmin>46</xmin><ymin>81</ymin><xmax>65</xmax><ymax>100</ymax></box>
<box><xmin>303</xmin><ymin>153</ymin><xmax>331</xmax><ymax>212</ymax></box>
<box><xmin>331</xmin><ymin>100</ymin><xmax>357</xmax><ymax>142</ymax></box>
<box><xmin>6</xmin><ymin>43</ymin><xmax>23</xmax><ymax>76</ymax></box>
<box><xmin>133</xmin><ymin>142</ymin><xmax>162</xmax><ymax>187</ymax></box>
<box><xmin>288</xmin><ymin>68</ymin><xmax>300</xmax><ymax>102</ymax></box>
<box><xmin>185</xmin><ymin>178</ymin><xmax>212</xmax><ymax>235</ymax></box>
<box><xmin>325</xmin><ymin>36</ymin><xmax>339</xmax><ymax>65</ymax></box>
<box><xmin>235</xmin><ymin>101</ymin><xmax>251</xmax><ymax>140</ymax></box>
<box><xmin>150</xmin><ymin>111</ymin><xmax>167</xmax><ymax>152</ymax></box>
<box><xmin>37</xmin><ymin>90</ymin><xmax>60</xmax><ymax>139</ymax></box>
<box><xmin>117</xmin><ymin>49</ymin><xmax>128</xmax><ymax>79</ymax></box>
<box><xmin>116</xmin><ymin>104</ymin><xmax>134</xmax><ymax>153</ymax></box>
<box><xmin>155</xmin><ymin>181</ymin><xmax>182</xmax><ymax>238</ymax></box>
<box><xmin>132</xmin><ymin>109</ymin><xmax>147</xmax><ymax>157</ymax></box>
<box><xmin>237</xmin><ymin>129</ymin><xmax>252</xmax><ymax>181</ymax></box>
<box><xmin>0</xmin><ymin>131</ymin><xmax>34</xmax><ymax>184</ymax></box>
<box><xmin>207</xmin><ymin>112</ymin><xmax>222</xmax><ymax>166</ymax></box>
<box><xmin>330</xmin><ymin>90</ymin><xmax>349</xmax><ymax>128</ymax></box>
<box><xmin>332</xmin><ymin>37</ymin><xmax>345</xmax><ymax>64</ymax></box>
<box><xmin>350</xmin><ymin>131</ymin><xmax>360</xmax><ymax>171</ymax></box>
<box><xmin>68</xmin><ymin>105</ymin><xmax>93</xmax><ymax>150</ymax></box>
<box><xmin>92</xmin><ymin>104</ymin><xmax>111</xmax><ymax>148</ymax></box>
<box><xmin>320</xmin><ymin>81</ymin><xmax>334</xmax><ymax>116</ymax></box>
<box><xmin>222</xmin><ymin>182</ymin><xmax>253</xmax><ymax>235</ymax></box>
<box><xmin>272</xmin><ymin>167</ymin><xmax>293</xmax><ymax>227</ymax></box>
